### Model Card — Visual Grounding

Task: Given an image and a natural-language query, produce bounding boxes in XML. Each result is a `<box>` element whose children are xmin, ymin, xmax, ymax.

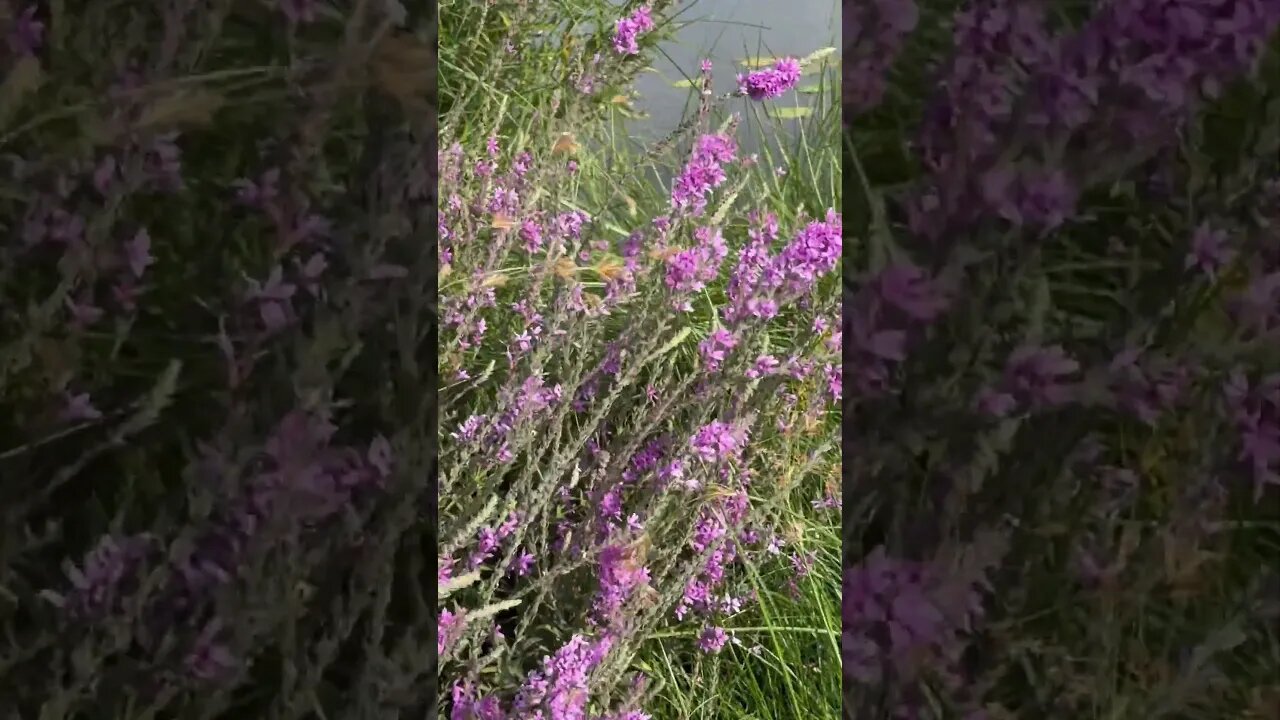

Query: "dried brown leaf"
<box><xmin>553</xmin><ymin>257</ymin><xmax>579</xmax><ymax>279</ymax></box>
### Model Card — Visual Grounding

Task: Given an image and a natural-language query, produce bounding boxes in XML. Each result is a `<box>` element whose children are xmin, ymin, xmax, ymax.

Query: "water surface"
<box><xmin>625</xmin><ymin>0</ymin><xmax>840</xmax><ymax>152</ymax></box>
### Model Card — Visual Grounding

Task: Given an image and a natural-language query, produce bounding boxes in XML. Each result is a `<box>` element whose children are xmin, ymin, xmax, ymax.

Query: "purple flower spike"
<box><xmin>697</xmin><ymin>626</ymin><xmax>729</xmax><ymax>653</ymax></box>
<box><xmin>613</xmin><ymin>5</ymin><xmax>655</xmax><ymax>56</ymax></box>
<box><xmin>737</xmin><ymin>57</ymin><xmax>802</xmax><ymax>100</ymax></box>
<box><xmin>185</xmin><ymin>619</ymin><xmax>238</xmax><ymax>683</ymax></box>
<box><xmin>59</xmin><ymin>534</ymin><xmax>153</xmax><ymax>620</ymax></box>
<box><xmin>1185</xmin><ymin>222</ymin><xmax>1235</xmax><ymax>278</ymax></box>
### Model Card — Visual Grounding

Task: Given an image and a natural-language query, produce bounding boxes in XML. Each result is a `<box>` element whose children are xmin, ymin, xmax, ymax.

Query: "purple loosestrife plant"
<box><xmin>438</xmin><ymin>31</ymin><xmax>841</xmax><ymax>711</ymax></box>
<box><xmin>844</xmin><ymin>0</ymin><xmax>919</xmax><ymax>116</ymax></box>
<box><xmin>737</xmin><ymin>57</ymin><xmax>802</xmax><ymax>100</ymax></box>
<box><xmin>3</xmin><ymin>0</ymin><xmax>431</xmax><ymax>714</ymax></box>
<box><xmin>845</xmin><ymin>0</ymin><xmax>1280</xmax><ymax>715</ymax></box>
<box><xmin>669</xmin><ymin>132</ymin><xmax>737</xmax><ymax>216</ymax></box>
<box><xmin>612</xmin><ymin>5</ymin><xmax>655</xmax><ymax>56</ymax></box>
<box><xmin>51</xmin><ymin>534</ymin><xmax>156</xmax><ymax>621</ymax></box>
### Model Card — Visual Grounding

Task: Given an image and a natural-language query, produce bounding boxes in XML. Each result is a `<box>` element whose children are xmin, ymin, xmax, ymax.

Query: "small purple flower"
<box><xmin>1018</xmin><ymin>168</ymin><xmax>1077</xmax><ymax>232</ymax></box>
<box><xmin>594</xmin><ymin>544</ymin><xmax>651</xmax><ymax>624</ymax></box>
<box><xmin>58</xmin><ymin>533</ymin><xmax>153</xmax><ymax>619</ymax></box>
<box><xmin>664</xmin><ymin>226</ymin><xmax>729</xmax><ymax>307</ymax></box>
<box><xmin>612</xmin><ymin>5</ymin><xmax>655</xmax><ymax>56</ymax></box>
<box><xmin>698</xmin><ymin>328</ymin><xmax>738</xmax><ymax>371</ymax></box>
<box><xmin>554</xmin><ymin>210</ymin><xmax>590</xmax><ymax>240</ymax></box>
<box><xmin>124</xmin><ymin>228</ymin><xmax>155</xmax><ymax>279</ymax></box>
<box><xmin>61</xmin><ymin>392</ymin><xmax>103</xmax><ymax>422</ymax></box>
<box><xmin>520</xmin><ymin>220</ymin><xmax>544</xmax><ymax>253</ymax></box>
<box><xmin>1185</xmin><ymin>222</ymin><xmax>1235</xmax><ymax>278</ymax></box>
<box><xmin>439</xmin><ymin>556</ymin><xmax>456</xmax><ymax>586</ymax></box>
<box><xmin>439</xmin><ymin>607</ymin><xmax>467</xmax><ymax>656</ymax></box>
<box><xmin>875</xmin><ymin>263</ymin><xmax>948</xmax><ymax>322</ymax></box>
<box><xmin>1224</xmin><ymin>372</ymin><xmax>1280</xmax><ymax>498</ymax></box>
<box><xmin>843</xmin><ymin>548</ymin><xmax>963</xmax><ymax>684</ymax></box>
<box><xmin>185</xmin><ymin>619</ymin><xmax>237</xmax><ymax>683</ymax></box>
<box><xmin>512</xmin><ymin>634</ymin><xmax>613</xmax><ymax>719</ymax></box>
<box><xmin>1106</xmin><ymin>349</ymin><xmax>1190</xmax><ymax>425</ymax></box>
<box><xmin>689</xmin><ymin>420</ymin><xmax>747</xmax><ymax>464</ymax></box>
<box><xmin>986</xmin><ymin>165</ymin><xmax>1078</xmax><ymax>233</ymax></box>
<box><xmin>670</xmin><ymin>133</ymin><xmax>737</xmax><ymax>215</ymax></box>
<box><xmin>975</xmin><ymin>388</ymin><xmax>1019</xmax><ymax>418</ymax></box>
<box><xmin>844</xmin><ymin>0</ymin><xmax>918</xmax><ymax>114</ymax></box>
<box><xmin>513</xmin><ymin>551</ymin><xmax>537</xmax><ymax>576</ymax></box>
<box><xmin>979</xmin><ymin>344</ymin><xmax>1080</xmax><ymax>416</ymax></box>
<box><xmin>824</xmin><ymin>362</ymin><xmax>841</xmax><ymax>401</ymax></box>
<box><xmin>746</xmin><ymin>354</ymin><xmax>780</xmax><ymax>379</ymax></box>
<box><xmin>246</xmin><ymin>266</ymin><xmax>297</xmax><ymax>333</ymax></box>
<box><xmin>697</xmin><ymin>626</ymin><xmax>729</xmax><ymax>654</ymax></box>
<box><xmin>737</xmin><ymin>57</ymin><xmax>802</xmax><ymax>100</ymax></box>
<box><xmin>776</xmin><ymin>209</ymin><xmax>841</xmax><ymax>294</ymax></box>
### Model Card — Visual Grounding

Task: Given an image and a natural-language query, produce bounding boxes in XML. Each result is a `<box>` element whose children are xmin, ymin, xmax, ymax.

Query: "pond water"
<box><xmin>625</xmin><ymin>0</ymin><xmax>841</xmax><ymax>152</ymax></box>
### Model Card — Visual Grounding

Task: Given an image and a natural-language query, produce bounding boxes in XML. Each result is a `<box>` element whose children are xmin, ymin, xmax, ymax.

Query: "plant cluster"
<box><xmin>846</xmin><ymin>0</ymin><xmax>1280</xmax><ymax>717</ymax></box>
<box><xmin>1</xmin><ymin>0</ymin><xmax>437</xmax><ymax>717</ymax></box>
<box><xmin>438</xmin><ymin>2</ymin><xmax>840</xmax><ymax>719</ymax></box>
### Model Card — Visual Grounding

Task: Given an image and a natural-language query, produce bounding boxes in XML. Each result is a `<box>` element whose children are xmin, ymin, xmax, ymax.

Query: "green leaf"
<box><xmin>0</xmin><ymin>56</ymin><xmax>42</xmax><ymax>129</ymax></box>
<box><xmin>799</xmin><ymin>46</ymin><xmax>837</xmax><ymax>66</ymax></box>
<box><xmin>802</xmin><ymin>59</ymin><xmax>837</xmax><ymax>76</ymax></box>
<box><xmin>439</xmin><ymin>571</ymin><xmax>481</xmax><ymax>599</ymax></box>
<box><xmin>769</xmin><ymin>106</ymin><xmax>813</xmax><ymax>119</ymax></box>
<box><xmin>119</xmin><ymin>359</ymin><xmax>182</xmax><ymax>435</ymax></box>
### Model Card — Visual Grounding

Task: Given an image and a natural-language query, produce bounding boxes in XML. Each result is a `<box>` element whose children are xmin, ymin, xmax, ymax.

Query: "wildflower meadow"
<box><xmin>845</xmin><ymin>0</ymin><xmax>1280</xmax><ymax>718</ymax></box>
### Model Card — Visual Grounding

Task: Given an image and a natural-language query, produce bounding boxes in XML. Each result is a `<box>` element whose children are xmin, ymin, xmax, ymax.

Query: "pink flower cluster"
<box><xmin>663</xmin><ymin>226</ymin><xmax>728</xmax><ymax>311</ymax></box>
<box><xmin>669</xmin><ymin>133</ymin><xmax>737</xmax><ymax>214</ymax></box>
<box><xmin>975</xmin><ymin>345</ymin><xmax>1081</xmax><ymax>418</ymax></box>
<box><xmin>736</xmin><ymin>57</ymin><xmax>802</xmax><ymax>100</ymax></box>
<box><xmin>723</xmin><ymin>209</ymin><xmax>843</xmax><ymax>326</ymax></box>
<box><xmin>612</xmin><ymin>5</ymin><xmax>655</xmax><ymax>56</ymax></box>
<box><xmin>689</xmin><ymin>420</ymin><xmax>747</xmax><ymax>464</ymax></box>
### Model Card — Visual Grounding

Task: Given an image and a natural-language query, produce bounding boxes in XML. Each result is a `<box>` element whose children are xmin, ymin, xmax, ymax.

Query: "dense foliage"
<box><xmin>0</xmin><ymin>1</ymin><xmax>437</xmax><ymax>717</ymax></box>
<box><xmin>438</xmin><ymin>1</ymin><xmax>841</xmax><ymax>719</ymax></box>
<box><xmin>845</xmin><ymin>0</ymin><xmax>1280</xmax><ymax>717</ymax></box>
